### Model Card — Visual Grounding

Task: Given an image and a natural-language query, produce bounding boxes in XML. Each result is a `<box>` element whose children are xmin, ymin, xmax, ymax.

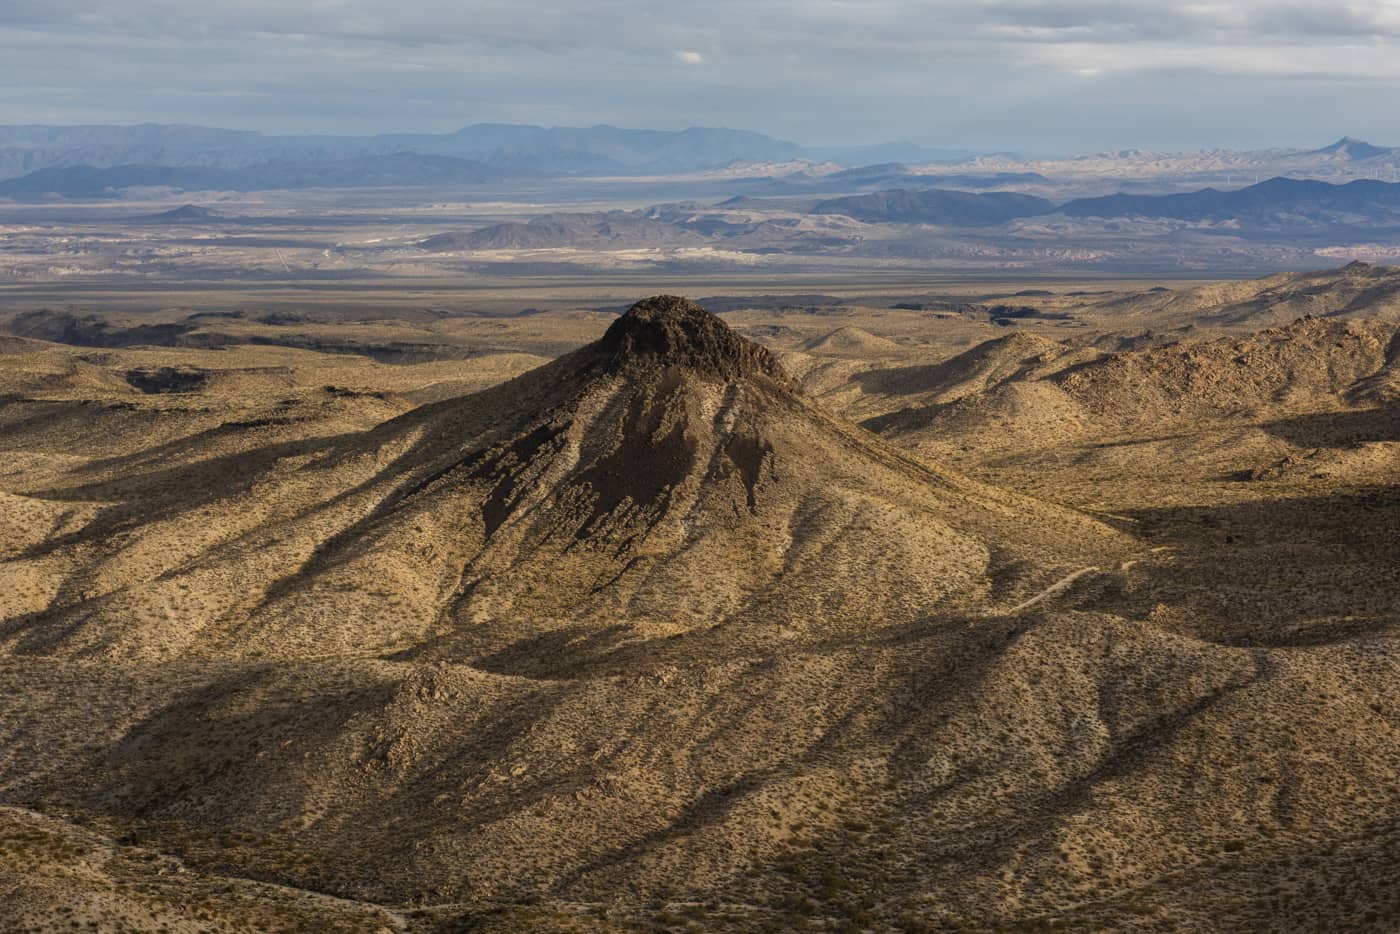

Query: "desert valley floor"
<box><xmin>1</xmin><ymin>264</ymin><xmax>1398</xmax><ymax>932</ymax></box>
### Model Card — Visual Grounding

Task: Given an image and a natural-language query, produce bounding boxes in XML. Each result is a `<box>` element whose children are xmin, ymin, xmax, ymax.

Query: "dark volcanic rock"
<box><xmin>124</xmin><ymin>366</ymin><xmax>208</xmax><ymax>394</ymax></box>
<box><xmin>594</xmin><ymin>295</ymin><xmax>791</xmax><ymax>385</ymax></box>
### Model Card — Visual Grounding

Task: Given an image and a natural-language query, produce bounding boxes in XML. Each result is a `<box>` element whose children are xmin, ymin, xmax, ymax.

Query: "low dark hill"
<box><xmin>810</xmin><ymin>188</ymin><xmax>1055</xmax><ymax>225</ymax></box>
<box><xmin>131</xmin><ymin>204</ymin><xmax>237</xmax><ymax>224</ymax></box>
<box><xmin>419</xmin><ymin>213</ymin><xmax>704</xmax><ymax>251</ymax></box>
<box><xmin>1060</xmin><ymin>177</ymin><xmax>1400</xmax><ymax>221</ymax></box>
<box><xmin>803</xmin><ymin>177</ymin><xmax>1400</xmax><ymax>229</ymax></box>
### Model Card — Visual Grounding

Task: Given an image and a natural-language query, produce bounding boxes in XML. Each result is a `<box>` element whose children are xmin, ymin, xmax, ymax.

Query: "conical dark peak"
<box><xmin>596</xmin><ymin>295</ymin><xmax>790</xmax><ymax>384</ymax></box>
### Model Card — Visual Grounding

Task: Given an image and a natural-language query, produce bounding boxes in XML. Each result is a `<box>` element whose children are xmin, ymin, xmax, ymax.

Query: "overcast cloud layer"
<box><xmin>3</xmin><ymin>0</ymin><xmax>1399</xmax><ymax>152</ymax></box>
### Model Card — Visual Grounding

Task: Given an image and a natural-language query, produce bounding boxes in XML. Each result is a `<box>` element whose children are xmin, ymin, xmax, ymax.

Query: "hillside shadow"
<box><xmin>853</xmin><ymin>363</ymin><xmax>956</xmax><ymax>397</ymax></box>
<box><xmin>1257</xmin><ymin>404</ymin><xmax>1400</xmax><ymax>447</ymax></box>
<box><xmin>1093</xmin><ymin>487</ymin><xmax>1400</xmax><ymax>647</ymax></box>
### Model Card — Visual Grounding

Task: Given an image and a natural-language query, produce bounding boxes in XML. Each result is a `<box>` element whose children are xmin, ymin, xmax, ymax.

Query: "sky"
<box><xmin>3</xmin><ymin>0</ymin><xmax>1400</xmax><ymax>153</ymax></box>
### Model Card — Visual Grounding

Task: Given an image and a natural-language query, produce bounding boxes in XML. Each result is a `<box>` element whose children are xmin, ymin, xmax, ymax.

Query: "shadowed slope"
<box><xmin>0</xmin><ymin>296</ymin><xmax>1126</xmax><ymax>662</ymax></box>
<box><xmin>2</xmin><ymin>285</ymin><xmax>1399</xmax><ymax>932</ymax></box>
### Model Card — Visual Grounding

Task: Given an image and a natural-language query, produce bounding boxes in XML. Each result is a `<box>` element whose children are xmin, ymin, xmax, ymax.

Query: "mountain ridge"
<box><xmin>0</xmin><ymin>122</ymin><xmax>809</xmax><ymax>180</ymax></box>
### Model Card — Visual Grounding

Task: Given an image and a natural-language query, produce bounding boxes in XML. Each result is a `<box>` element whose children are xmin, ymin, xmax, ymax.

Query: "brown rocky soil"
<box><xmin>1</xmin><ymin>270</ymin><xmax>1398</xmax><ymax>932</ymax></box>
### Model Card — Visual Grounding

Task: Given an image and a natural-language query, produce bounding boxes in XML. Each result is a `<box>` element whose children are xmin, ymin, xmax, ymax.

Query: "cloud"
<box><xmin>0</xmin><ymin>1</ymin><xmax>1397</xmax><ymax>149</ymax></box>
<box><xmin>9</xmin><ymin>1</ymin><xmax>1400</xmax><ymax>48</ymax></box>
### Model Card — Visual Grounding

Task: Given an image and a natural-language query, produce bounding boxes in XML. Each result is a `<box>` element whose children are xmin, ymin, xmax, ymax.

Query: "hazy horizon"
<box><xmin>0</xmin><ymin>117</ymin><xmax>1389</xmax><ymax>164</ymax></box>
<box><xmin>4</xmin><ymin>1</ymin><xmax>1400</xmax><ymax>155</ymax></box>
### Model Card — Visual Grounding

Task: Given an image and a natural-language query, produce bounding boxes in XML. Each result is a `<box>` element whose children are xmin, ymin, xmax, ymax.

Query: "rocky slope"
<box><xmin>0</xmin><ymin>297</ymin><xmax>1122</xmax><ymax>663</ymax></box>
<box><xmin>1</xmin><ymin>290</ymin><xmax>1398</xmax><ymax>932</ymax></box>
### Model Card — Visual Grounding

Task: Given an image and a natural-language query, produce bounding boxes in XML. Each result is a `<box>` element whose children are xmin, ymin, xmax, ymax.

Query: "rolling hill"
<box><xmin>2</xmin><ymin>288</ymin><xmax>1400</xmax><ymax>930</ymax></box>
<box><xmin>1</xmin><ymin>296</ymin><xmax>1123</xmax><ymax>661</ymax></box>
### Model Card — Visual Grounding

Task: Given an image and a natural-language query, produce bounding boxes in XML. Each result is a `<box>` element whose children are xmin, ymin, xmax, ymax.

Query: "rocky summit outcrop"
<box><xmin>592</xmin><ymin>295</ymin><xmax>792</xmax><ymax>385</ymax></box>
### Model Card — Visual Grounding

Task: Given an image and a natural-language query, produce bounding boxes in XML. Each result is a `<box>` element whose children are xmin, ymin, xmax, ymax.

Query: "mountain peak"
<box><xmin>1312</xmin><ymin>137</ymin><xmax>1391</xmax><ymax>160</ymax></box>
<box><xmin>596</xmin><ymin>295</ymin><xmax>790</xmax><ymax>383</ymax></box>
<box><xmin>163</xmin><ymin>204</ymin><xmax>219</xmax><ymax>219</ymax></box>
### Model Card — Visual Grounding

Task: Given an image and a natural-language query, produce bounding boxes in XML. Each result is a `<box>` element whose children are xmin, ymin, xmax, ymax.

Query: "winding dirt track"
<box><xmin>1009</xmin><ymin>566</ymin><xmax>1100</xmax><ymax>613</ymax></box>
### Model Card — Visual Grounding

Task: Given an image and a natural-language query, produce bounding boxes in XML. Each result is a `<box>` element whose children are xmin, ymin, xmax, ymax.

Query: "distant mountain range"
<box><xmin>0</xmin><ymin>122</ymin><xmax>1046</xmax><ymax>186</ymax></box>
<box><xmin>1059</xmin><ymin>177</ymin><xmax>1400</xmax><ymax>222</ymax></box>
<box><xmin>411</xmin><ymin>176</ymin><xmax>1400</xmax><ymax>254</ymax></box>
<box><xmin>0</xmin><ymin>152</ymin><xmax>525</xmax><ymax>199</ymax></box>
<box><xmin>808</xmin><ymin>177</ymin><xmax>1400</xmax><ymax>226</ymax></box>
<box><xmin>0</xmin><ymin>122</ymin><xmax>1395</xmax><ymax>200</ymax></box>
<box><xmin>0</xmin><ymin>123</ymin><xmax>817</xmax><ymax>182</ymax></box>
